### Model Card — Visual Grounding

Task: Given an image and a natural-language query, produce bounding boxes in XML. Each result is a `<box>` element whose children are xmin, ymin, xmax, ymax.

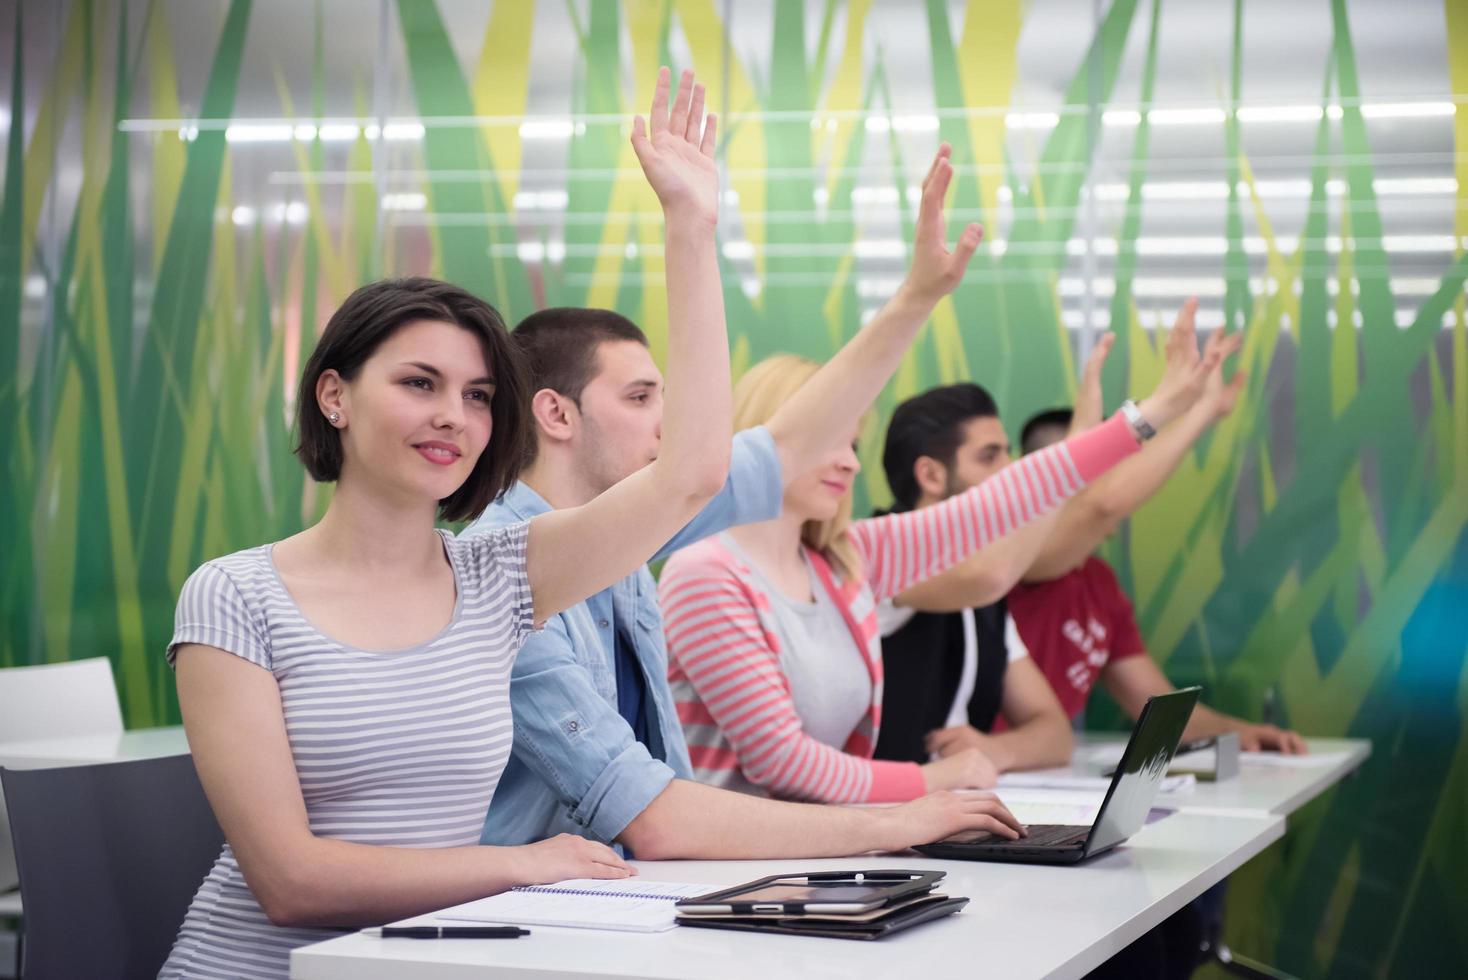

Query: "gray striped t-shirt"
<box><xmin>159</xmin><ymin>523</ymin><xmax>534</xmax><ymax>980</ymax></box>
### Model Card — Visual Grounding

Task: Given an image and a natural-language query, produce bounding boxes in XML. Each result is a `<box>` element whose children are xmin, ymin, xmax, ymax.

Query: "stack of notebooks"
<box><xmin>435</xmin><ymin>870</ymin><xmax>965</xmax><ymax>942</ymax></box>
<box><xmin>675</xmin><ymin>869</ymin><xmax>966</xmax><ymax>941</ymax></box>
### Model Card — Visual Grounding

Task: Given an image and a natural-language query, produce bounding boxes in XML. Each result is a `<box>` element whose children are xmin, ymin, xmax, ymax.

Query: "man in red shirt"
<box><xmin>889</xmin><ymin>303</ymin><xmax>1304</xmax><ymax>753</ymax></box>
<box><xmin>1009</xmin><ymin>396</ymin><xmax>1305</xmax><ymax>752</ymax></box>
<box><xmin>1005</xmin><ymin>553</ymin><xmax>1147</xmax><ymax>721</ymax></box>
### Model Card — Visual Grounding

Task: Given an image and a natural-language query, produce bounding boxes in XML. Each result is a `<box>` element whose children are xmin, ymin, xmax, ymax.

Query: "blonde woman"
<box><xmin>658</xmin><ymin>321</ymin><xmax>1223</xmax><ymax>805</ymax></box>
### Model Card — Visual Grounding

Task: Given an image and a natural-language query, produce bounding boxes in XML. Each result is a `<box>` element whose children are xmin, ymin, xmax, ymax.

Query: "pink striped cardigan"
<box><xmin>658</xmin><ymin>412</ymin><xmax>1142</xmax><ymax>804</ymax></box>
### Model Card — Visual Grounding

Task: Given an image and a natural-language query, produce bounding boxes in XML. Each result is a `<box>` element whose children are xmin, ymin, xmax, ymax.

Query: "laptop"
<box><xmin>915</xmin><ymin>687</ymin><xmax>1201</xmax><ymax>865</ymax></box>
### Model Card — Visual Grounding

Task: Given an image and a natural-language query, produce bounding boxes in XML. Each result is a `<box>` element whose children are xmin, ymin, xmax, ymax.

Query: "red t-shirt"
<box><xmin>1007</xmin><ymin>556</ymin><xmax>1147</xmax><ymax>720</ymax></box>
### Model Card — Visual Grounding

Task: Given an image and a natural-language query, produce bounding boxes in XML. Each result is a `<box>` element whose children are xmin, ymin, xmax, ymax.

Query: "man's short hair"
<box><xmin>881</xmin><ymin>383</ymin><xmax>1000</xmax><ymax>512</ymax></box>
<box><xmin>1020</xmin><ymin>407</ymin><xmax>1073</xmax><ymax>455</ymax></box>
<box><xmin>512</xmin><ymin>308</ymin><xmax>648</xmax><ymax>406</ymax></box>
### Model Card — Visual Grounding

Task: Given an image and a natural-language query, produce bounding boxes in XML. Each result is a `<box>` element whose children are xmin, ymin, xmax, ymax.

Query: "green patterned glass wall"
<box><xmin>1</xmin><ymin>1</ymin><xmax>1464</xmax><ymax>975</ymax></box>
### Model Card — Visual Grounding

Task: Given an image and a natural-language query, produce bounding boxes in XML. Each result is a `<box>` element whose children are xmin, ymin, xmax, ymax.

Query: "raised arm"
<box><xmin>891</xmin><ymin>335</ymin><xmax>1115</xmax><ymax>613</ymax></box>
<box><xmin>1024</xmin><ymin>307</ymin><xmax>1245</xmax><ymax>581</ymax></box>
<box><xmin>764</xmin><ymin>144</ymin><xmax>982</xmax><ymax>482</ymax></box>
<box><xmin>854</xmin><ymin>296</ymin><xmax>1231</xmax><ymax>601</ymax></box>
<box><xmin>526</xmin><ymin>68</ymin><xmax>732</xmax><ymax>622</ymax></box>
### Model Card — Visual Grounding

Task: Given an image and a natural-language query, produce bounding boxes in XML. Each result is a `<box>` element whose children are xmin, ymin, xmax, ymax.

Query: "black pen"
<box><xmin>366</xmin><ymin>925</ymin><xmax>530</xmax><ymax>939</ymax></box>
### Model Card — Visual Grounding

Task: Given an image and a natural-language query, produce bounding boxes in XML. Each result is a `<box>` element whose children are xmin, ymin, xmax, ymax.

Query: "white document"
<box><xmin>996</xmin><ymin>771</ymin><xmax>1195</xmax><ymax>795</ymax></box>
<box><xmin>1091</xmin><ymin>744</ymin><xmax>1348</xmax><ymax>771</ymax></box>
<box><xmin>437</xmin><ymin>878</ymin><xmax>712</xmax><ymax>934</ymax></box>
<box><xmin>1240</xmin><ymin>750</ymin><xmax>1354</xmax><ymax>769</ymax></box>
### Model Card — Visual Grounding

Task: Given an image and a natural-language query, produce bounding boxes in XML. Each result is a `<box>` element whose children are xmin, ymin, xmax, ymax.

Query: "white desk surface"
<box><xmin>1063</xmin><ymin>735</ymin><xmax>1371</xmax><ymax>817</ymax></box>
<box><xmin>0</xmin><ymin>725</ymin><xmax>189</xmax><ymax>770</ymax></box>
<box><xmin>291</xmin><ymin>810</ymin><xmax>1284</xmax><ymax>980</ymax></box>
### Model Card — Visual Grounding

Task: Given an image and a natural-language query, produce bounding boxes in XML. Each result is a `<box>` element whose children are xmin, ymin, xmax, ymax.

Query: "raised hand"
<box><xmin>1193</xmin><ymin>329</ymin><xmax>1247</xmax><ymax>423</ymax></box>
<box><xmin>900</xmin><ymin>143</ymin><xmax>984</xmax><ymax>305</ymax></box>
<box><xmin>1069</xmin><ymin>332</ymin><xmax>1116</xmax><ymax>434</ymax></box>
<box><xmin>630</xmin><ymin>67</ymin><xmax>719</xmax><ymax>228</ymax></box>
<box><xmin>1135</xmin><ymin>298</ymin><xmax>1235</xmax><ymax>431</ymax></box>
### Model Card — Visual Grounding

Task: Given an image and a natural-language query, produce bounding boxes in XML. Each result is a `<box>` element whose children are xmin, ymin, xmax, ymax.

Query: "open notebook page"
<box><xmin>437</xmin><ymin>878</ymin><xmax>713</xmax><ymax>934</ymax></box>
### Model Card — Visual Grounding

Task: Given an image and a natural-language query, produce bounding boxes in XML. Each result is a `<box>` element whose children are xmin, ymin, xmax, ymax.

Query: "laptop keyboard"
<box><xmin>973</xmin><ymin>824</ymin><xmax>1089</xmax><ymax>848</ymax></box>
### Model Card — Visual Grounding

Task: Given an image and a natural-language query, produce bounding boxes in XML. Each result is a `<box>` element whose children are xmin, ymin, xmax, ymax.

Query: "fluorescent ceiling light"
<box><xmin>519</xmin><ymin>119</ymin><xmax>575</xmax><ymax>139</ymax></box>
<box><xmin>1146</xmin><ymin>108</ymin><xmax>1227</xmax><ymax>125</ymax></box>
<box><xmin>1005</xmin><ymin>111</ymin><xmax>1060</xmax><ymax>129</ymax></box>
<box><xmin>1103</xmin><ymin>109</ymin><xmax>1142</xmax><ymax>126</ymax></box>
<box><xmin>721</xmin><ymin>240</ymin><xmax>755</xmax><ymax>261</ymax></box>
<box><xmin>283</xmin><ymin>201</ymin><xmax>308</xmax><ymax>225</ymax></box>
<box><xmin>851</xmin><ymin>186</ymin><xmax>899</xmax><ymax>205</ymax></box>
<box><xmin>1374</xmin><ymin>177</ymin><xmax>1458</xmax><ymax>194</ymax></box>
<box><xmin>382</xmin><ymin>122</ymin><xmax>425</xmax><ymax>141</ymax></box>
<box><xmin>513</xmin><ymin>190</ymin><xmax>569</xmax><ymax>210</ymax></box>
<box><xmin>381</xmin><ymin>192</ymin><xmax>427</xmax><ymax>212</ymax></box>
<box><xmin>230</xmin><ymin>206</ymin><xmax>256</xmax><ymax>226</ymax></box>
<box><xmin>854</xmin><ymin>239</ymin><xmax>907</xmax><ymax>259</ymax></box>
<box><xmin>1359</xmin><ymin>101</ymin><xmax>1456</xmax><ymax>119</ymax></box>
<box><xmin>225</xmin><ymin>124</ymin><xmax>293</xmax><ymax>142</ymax></box>
<box><xmin>318</xmin><ymin>123</ymin><xmax>360</xmax><ymax>142</ymax></box>
<box><xmin>1236</xmin><ymin>105</ymin><xmax>1324</xmax><ymax>123</ymax></box>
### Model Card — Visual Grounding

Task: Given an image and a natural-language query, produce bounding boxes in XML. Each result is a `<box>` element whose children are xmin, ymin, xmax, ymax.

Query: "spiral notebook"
<box><xmin>437</xmin><ymin>878</ymin><xmax>713</xmax><ymax>933</ymax></box>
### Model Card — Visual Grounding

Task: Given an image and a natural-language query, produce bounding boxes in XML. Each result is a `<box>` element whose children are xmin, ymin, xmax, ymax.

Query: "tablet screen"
<box><xmin>730</xmin><ymin>883</ymin><xmax>889</xmax><ymax>904</ymax></box>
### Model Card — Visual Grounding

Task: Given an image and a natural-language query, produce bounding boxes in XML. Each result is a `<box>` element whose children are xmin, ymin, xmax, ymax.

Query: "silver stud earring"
<box><xmin>327</xmin><ymin>412</ymin><xmax>341</xmax><ymax>425</ymax></box>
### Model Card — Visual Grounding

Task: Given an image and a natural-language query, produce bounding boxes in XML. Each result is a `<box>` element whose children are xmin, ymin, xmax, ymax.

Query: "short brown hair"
<box><xmin>294</xmin><ymin>277</ymin><xmax>532</xmax><ymax>522</ymax></box>
<box><xmin>512</xmin><ymin>307</ymin><xmax>648</xmax><ymax>405</ymax></box>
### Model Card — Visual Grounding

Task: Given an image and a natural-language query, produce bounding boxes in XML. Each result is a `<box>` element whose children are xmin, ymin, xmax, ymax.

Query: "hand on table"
<box><xmin>1236</xmin><ymin>723</ymin><xmax>1308</xmax><ymax>755</ymax></box>
<box><xmin>882</xmin><ymin>791</ymin><xmax>1026</xmax><ymax>850</ymax></box>
<box><xmin>514</xmin><ymin>833</ymin><xmax>636</xmax><ymax>885</ymax></box>
<box><xmin>920</xmin><ymin>743</ymin><xmax>999</xmax><ymax>791</ymax></box>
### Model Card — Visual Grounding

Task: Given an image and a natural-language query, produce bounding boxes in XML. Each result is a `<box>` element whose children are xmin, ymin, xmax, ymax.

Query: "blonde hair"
<box><xmin>732</xmin><ymin>354</ymin><xmax>864</xmax><ymax>583</ymax></box>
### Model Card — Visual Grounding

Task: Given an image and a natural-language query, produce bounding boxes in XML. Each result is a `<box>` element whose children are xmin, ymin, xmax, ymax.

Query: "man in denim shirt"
<box><xmin>466</xmin><ymin>147</ymin><xmax>1025</xmax><ymax>858</ymax></box>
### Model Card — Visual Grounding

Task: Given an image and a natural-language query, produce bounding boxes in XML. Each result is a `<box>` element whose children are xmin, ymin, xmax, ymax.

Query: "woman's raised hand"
<box><xmin>1135</xmin><ymin>298</ymin><xmax>1240</xmax><ymax>430</ymax></box>
<box><xmin>1069</xmin><ymin>332</ymin><xmax>1116</xmax><ymax>434</ymax></box>
<box><xmin>631</xmin><ymin>67</ymin><xmax>719</xmax><ymax>229</ymax></box>
<box><xmin>900</xmin><ymin>143</ymin><xmax>984</xmax><ymax>306</ymax></box>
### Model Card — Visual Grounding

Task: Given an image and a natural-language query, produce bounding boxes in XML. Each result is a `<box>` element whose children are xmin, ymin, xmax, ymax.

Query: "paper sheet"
<box><xmin>437</xmin><ymin>879</ymin><xmax>712</xmax><ymax>933</ymax></box>
<box><xmin>996</xmin><ymin>771</ymin><xmax>1195</xmax><ymax>795</ymax></box>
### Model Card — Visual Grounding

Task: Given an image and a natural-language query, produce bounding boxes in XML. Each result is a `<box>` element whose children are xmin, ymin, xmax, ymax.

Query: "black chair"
<box><xmin>1</xmin><ymin>754</ymin><xmax>223</xmax><ymax>980</ymax></box>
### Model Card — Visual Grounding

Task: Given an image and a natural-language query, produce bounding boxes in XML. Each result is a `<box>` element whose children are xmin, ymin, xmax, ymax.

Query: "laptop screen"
<box><xmin>1084</xmin><ymin>687</ymin><xmax>1201</xmax><ymax>856</ymax></box>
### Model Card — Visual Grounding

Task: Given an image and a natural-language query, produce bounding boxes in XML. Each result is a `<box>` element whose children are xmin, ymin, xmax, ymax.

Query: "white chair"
<box><xmin>0</xmin><ymin>657</ymin><xmax>126</xmax><ymax>905</ymax></box>
<box><xmin>0</xmin><ymin>658</ymin><xmax>124</xmax><ymax>743</ymax></box>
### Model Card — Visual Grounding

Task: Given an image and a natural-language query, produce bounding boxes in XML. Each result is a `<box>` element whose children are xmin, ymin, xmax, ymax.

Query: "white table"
<box><xmin>1065</xmin><ymin>735</ymin><xmax>1371</xmax><ymax>817</ymax></box>
<box><xmin>0</xmin><ymin>726</ymin><xmax>190</xmax><ymax>771</ymax></box>
<box><xmin>0</xmin><ymin>726</ymin><xmax>190</xmax><ymax>901</ymax></box>
<box><xmin>291</xmin><ymin>810</ymin><xmax>1285</xmax><ymax>980</ymax></box>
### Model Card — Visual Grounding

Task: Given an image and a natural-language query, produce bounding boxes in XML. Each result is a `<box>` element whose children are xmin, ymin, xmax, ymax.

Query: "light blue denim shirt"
<box><xmin>463</xmin><ymin>426</ymin><xmax>782</xmax><ymax>846</ymax></box>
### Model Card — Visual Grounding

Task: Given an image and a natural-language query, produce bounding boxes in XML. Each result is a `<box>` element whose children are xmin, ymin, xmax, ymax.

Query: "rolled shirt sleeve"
<box><xmin>493</xmin><ymin>616</ymin><xmax>676</xmax><ymax>845</ymax></box>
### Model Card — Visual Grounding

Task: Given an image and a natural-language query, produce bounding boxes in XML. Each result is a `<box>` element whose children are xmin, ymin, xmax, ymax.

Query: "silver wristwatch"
<box><xmin>1119</xmin><ymin>399</ymin><xmax>1157</xmax><ymax>442</ymax></box>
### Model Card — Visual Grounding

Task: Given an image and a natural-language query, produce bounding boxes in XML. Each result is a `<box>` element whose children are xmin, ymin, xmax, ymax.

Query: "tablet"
<box><xmin>675</xmin><ymin>870</ymin><xmax>944</xmax><ymax>915</ymax></box>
